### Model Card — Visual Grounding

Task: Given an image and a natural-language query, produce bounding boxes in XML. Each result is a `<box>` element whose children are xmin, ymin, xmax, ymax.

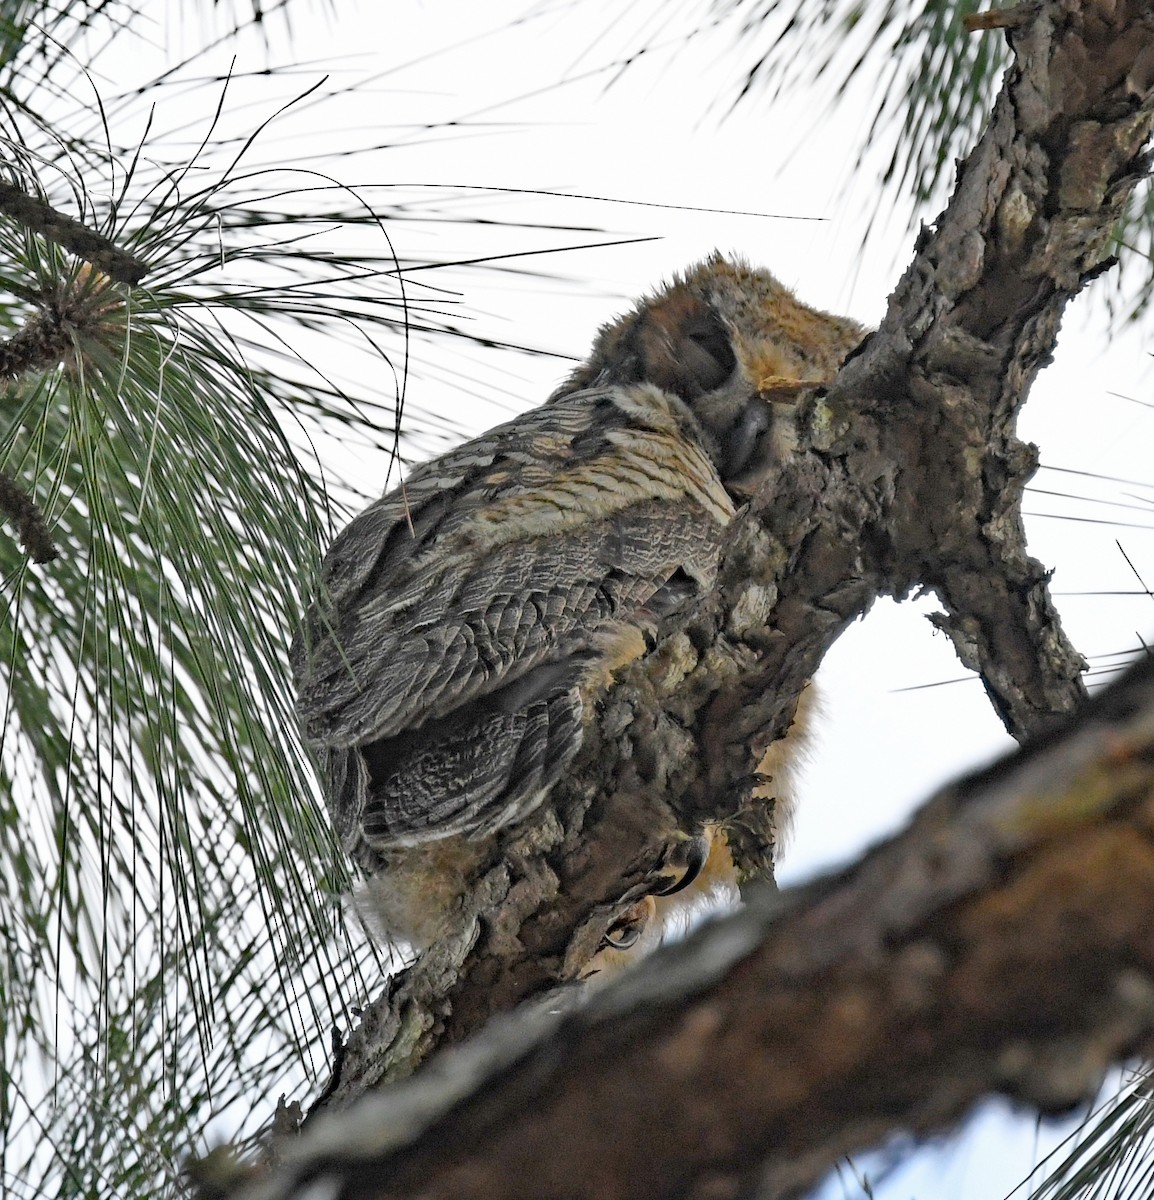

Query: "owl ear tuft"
<box><xmin>629</xmin><ymin>290</ymin><xmax>737</xmax><ymax>401</ymax></box>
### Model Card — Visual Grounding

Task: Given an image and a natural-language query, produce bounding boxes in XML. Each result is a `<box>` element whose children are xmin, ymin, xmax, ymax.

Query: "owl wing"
<box><xmin>293</xmin><ymin>385</ymin><xmax>735</xmax><ymax>752</ymax></box>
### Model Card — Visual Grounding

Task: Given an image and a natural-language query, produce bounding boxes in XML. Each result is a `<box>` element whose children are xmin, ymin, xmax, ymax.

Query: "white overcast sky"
<box><xmin>98</xmin><ymin>1</ymin><xmax>1154</xmax><ymax>1195</ymax></box>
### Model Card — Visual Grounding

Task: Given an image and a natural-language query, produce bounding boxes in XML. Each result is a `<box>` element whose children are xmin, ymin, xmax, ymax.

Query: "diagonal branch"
<box><xmin>308</xmin><ymin>0</ymin><xmax>1154</xmax><ymax>1105</ymax></box>
<box><xmin>845</xmin><ymin>0</ymin><xmax>1154</xmax><ymax>740</ymax></box>
<box><xmin>240</xmin><ymin>655</ymin><xmax>1154</xmax><ymax>1200</ymax></box>
<box><xmin>0</xmin><ymin>177</ymin><xmax>150</xmax><ymax>285</ymax></box>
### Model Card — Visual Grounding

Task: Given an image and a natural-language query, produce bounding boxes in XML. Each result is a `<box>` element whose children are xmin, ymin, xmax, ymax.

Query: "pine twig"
<box><xmin>0</xmin><ymin>178</ymin><xmax>150</xmax><ymax>285</ymax></box>
<box><xmin>0</xmin><ymin>307</ymin><xmax>73</xmax><ymax>379</ymax></box>
<box><xmin>0</xmin><ymin>469</ymin><xmax>56</xmax><ymax>562</ymax></box>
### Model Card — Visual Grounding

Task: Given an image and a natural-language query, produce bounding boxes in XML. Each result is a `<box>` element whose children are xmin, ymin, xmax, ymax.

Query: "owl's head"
<box><xmin>552</xmin><ymin>254</ymin><xmax>866</xmax><ymax>489</ymax></box>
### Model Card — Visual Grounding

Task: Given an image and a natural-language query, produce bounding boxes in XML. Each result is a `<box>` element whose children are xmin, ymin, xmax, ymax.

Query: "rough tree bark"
<box><xmin>246</xmin><ymin>1</ymin><xmax>1154</xmax><ymax>1192</ymax></box>
<box><xmin>240</xmin><ymin>654</ymin><xmax>1154</xmax><ymax>1200</ymax></box>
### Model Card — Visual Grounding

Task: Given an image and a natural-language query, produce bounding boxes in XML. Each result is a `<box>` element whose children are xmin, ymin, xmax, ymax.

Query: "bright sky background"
<box><xmin>97</xmin><ymin>1</ymin><xmax>1154</xmax><ymax>1195</ymax></box>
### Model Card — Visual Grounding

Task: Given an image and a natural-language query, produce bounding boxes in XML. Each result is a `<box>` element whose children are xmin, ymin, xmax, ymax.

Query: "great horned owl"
<box><xmin>293</xmin><ymin>254</ymin><xmax>864</xmax><ymax>954</ymax></box>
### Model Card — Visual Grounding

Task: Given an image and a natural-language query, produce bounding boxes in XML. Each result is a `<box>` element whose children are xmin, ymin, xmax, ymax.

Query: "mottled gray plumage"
<box><xmin>293</xmin><ymin>255</ymin><xmax>865</xmax><ymax>902</ymax></box>
<box><xmin>293</xmin><ymin>381</ymin><xmax>735</xmax><ymax>864</ymax></box>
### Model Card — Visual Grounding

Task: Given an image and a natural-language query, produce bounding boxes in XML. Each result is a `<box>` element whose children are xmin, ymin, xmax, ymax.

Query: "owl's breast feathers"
<box><xmin>292</xmin><ymin>382</ymin><xmax>735</xmax><ymax>855</ymax></box>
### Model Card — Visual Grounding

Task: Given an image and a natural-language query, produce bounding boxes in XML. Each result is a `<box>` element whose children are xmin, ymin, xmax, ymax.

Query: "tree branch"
<box><xmin>0</xmin><ymin>177</ymin><xmax>150</xmax><ymax>285</ymax></box>
<box><xmin>0</xmin><ymin>468</ymin><xmax>56</xmax><ymax>562</ymax></box>
<box><xmin>240</xmin><ymin>654</ymin><xmax>1154</xmax><ymax>1200</ymax></box>
<box><xmin>852</xmin><ymin>0</ymin><xmax>1154</xmax><ymax>739</ymax></box>
<box><xmin>311</xmin><ymin>0</ymin><xmax>1154</xmax><ymax>1106</ymax></box>
<box><xmin>0</xmin><ymin>305</ymin><xmax>77</xmax><ymax>379</ymax></box>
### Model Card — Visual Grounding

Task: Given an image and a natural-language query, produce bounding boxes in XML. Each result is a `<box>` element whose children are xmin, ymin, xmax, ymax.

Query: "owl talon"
<box><xmin>652</xmin><ymin>834</ymin><xmax>711</xmax><ymax>897</ymax></box>
<box><xmin>602</xmin><ymin>924</ymin><xmax>641</xmax><ymax>951</ymax></box>
<box><xmin>600</xmin><ymin>898</ymin><xmax>653</xmax><ymax>951</ymax></box>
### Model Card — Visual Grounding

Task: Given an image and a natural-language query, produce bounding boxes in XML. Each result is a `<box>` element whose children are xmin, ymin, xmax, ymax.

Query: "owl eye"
<box><xmin>630</xmin><ymin>298</ymin><xmax>738</xmax><ymax>401</ymax></box>
<box><xmin>677</xmin><ymin>321</ymin><xmax>737</xmax><ymax>397</ymax></box>
<box><xmin>687</xmin><ymin>326</ymin><xmax>736</xmax><ymax>374</ymax></box>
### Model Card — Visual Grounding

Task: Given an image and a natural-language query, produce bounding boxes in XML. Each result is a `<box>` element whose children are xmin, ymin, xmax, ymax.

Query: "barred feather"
<box><xmin>293</xmin><ymin>382</ymin><xmax>735</xmax><ymax>847</ymax></box>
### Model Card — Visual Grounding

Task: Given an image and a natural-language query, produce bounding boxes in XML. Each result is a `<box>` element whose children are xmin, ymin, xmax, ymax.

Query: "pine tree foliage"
<box><xmin>566</xmin><ymin>0</ymin><xmax>1154</xmax><ymax>313</ymax></box>
<box><xmin>0</xmin><ymin>1</ymin><xmax>625</xmax><ymax>1189</ymax></box>
<box><xmin>0</xmin><ymin>3</ymin><xmax>441</xmax><ymax>1195</ymax></box>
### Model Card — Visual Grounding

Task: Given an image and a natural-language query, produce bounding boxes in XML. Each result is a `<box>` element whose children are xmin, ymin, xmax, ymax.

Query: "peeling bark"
<box><xmin>308</xmin><ymin>0</ymin><xmax>1154</xmax><ymax>1125</ymax></box>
